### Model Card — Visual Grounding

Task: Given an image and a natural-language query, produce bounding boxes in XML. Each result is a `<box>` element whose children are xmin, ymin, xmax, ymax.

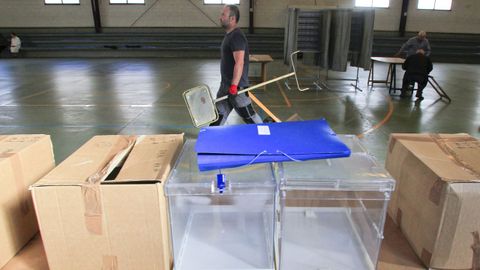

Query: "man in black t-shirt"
<box><xmin>209</xmin><ymin>5</ymin><xmax>262</xmax><ymax>126</ymax></box>
<box><xmin>401</xmin><ymin>49</ymin><xmax>433</xmax><ymax>100</ymax></box>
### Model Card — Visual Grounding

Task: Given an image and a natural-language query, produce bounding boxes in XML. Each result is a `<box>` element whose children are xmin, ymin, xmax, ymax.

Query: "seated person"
<box><xmin>9</xmin><ymin>33</ymin><xmax>21</xmax><ymax>56</ymax></box>
<box><xmin>401</xmin><ymin>49</ymin><xmax>433</xmax><ymax>100</ymax></box>
<box><xmin>396</xmin><ymin>31</ymin><xmax>431</xmax><ymax>58</ymax></box>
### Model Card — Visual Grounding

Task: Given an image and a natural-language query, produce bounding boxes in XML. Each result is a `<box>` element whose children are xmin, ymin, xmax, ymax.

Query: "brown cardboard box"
<box><xmin>386</xmin><ymin>133</ymin><xmax>480</xmax><ymax>269</ymax></box>
<box><xmin>377</xmin><ymin>216</ymin><xmax>426</xmax><ymax>270</ymax></box>
<box><xmin>31</xmin><ymin>134</ymin><xmax>183</xmax><ymax>270</ymax></box>
<box><xmin>0</xmin><ymin>234</ymin><xmax>49</xmax><ymax>270</ymax></box>
<box><xmin>0</xmin><ymin>135</ymin><xmax>55</xmax><ymax>268</ymax></box>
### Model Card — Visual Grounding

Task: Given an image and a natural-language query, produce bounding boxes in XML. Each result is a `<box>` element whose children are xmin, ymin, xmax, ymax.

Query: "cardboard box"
<box><xmin>377</xmin><ymin>216</ymin><xmax>426</xmax><ymax>270</ymax></box>
<box><xmin>0</xmin><ymin>135</ymin><xmax>55</xmax><ymax>268</ymax></box>
<box><xmin>386</xmin><ymin>133</ymin><xmax>480</xmax><ymax>269</ymax></box>
<box><xmin>31</xmin><ymin>134</ymin><xmax>183</xmax><ymax>270</ymax></box>
<box><xmin>0</xmin><ymin>234</ymin><xmax>49</xmax><ymax>270</ymax></box>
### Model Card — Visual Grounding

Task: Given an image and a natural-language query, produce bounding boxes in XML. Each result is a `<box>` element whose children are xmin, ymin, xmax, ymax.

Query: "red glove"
<box><xmin>229</xmin><ymin>84</ymin><xmax>238</xmax><ymax>96</ymax></box>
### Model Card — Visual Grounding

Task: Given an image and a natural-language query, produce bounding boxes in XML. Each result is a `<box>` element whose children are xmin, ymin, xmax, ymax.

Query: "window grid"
<box><xmin>45</xmin><ymin>0</ymin><xmax>80</xmax><ymax>4</ymax></box>
<box><xmin>204</xmin><ymin>0</ymin><xmax>240</xmax><ymax>4</ymax></box>
<box><xmin>109</xmin><ymin>0</ymin><xmax>145</xmax><ymax>4</ymax></box>
<box><xmin>355</xmin><ymin>0</ymin><xmax>389</xmax><ymax>8</ymax></box>
<box><xmin>417</xmin><ymin>0</ymin><xmax>452</xmax><ymax>10</ymax></box>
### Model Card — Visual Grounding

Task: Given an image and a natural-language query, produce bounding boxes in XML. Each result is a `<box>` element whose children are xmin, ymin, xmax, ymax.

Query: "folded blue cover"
<box><xmin>195</xmin><ymin>119</ymin><xmax>351</xmax><ymax>171</ymax></box>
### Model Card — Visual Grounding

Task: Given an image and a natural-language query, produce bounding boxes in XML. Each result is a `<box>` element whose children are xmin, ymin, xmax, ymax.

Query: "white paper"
<box><xmin>257</xmin><ymin>126</ymin><xmax>271</xmax><ymax>136</ymax></box>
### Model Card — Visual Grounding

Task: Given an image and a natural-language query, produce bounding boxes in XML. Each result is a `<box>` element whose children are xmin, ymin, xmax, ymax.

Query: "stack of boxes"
<box><xmin>2</xmin><ymin>132</ymin><xmax>479</xmax><ymax>270</ymax></box>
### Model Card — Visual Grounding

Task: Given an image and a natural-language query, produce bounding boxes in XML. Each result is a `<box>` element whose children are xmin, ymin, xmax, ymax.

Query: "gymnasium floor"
<box><xmin>0</xmin><ymin>57</ymin><xmax>479</xmax><ymax>164</ymax></box>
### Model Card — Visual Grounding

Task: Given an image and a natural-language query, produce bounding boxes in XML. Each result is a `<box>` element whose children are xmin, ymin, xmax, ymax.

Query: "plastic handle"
<box><xmin>215</xmin><ymin>72</ymin><xmax>295</xmax><ymax>103</ymax></box>
<box><xmin>216</xmin><ymin>174</ymin><xmax>226</xmax><ymax>193</ymax></box>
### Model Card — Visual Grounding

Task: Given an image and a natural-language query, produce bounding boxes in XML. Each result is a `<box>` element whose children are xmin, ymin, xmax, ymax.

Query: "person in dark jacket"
<box><xmin>401</xmin><ymin>49</ymin><xmax>433</xmax><ymax>100</ymax></box>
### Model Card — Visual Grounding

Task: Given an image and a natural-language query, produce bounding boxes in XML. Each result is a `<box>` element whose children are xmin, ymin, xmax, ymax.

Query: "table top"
<box><xmin>249</xmin><ymin>54</ymin><xmax>274</xmax><ymax>63</ymax></box>
<box><xmin>371</xmin><ymin>57</ymin><xmax>405</xmax><ymax>64</ymax></box>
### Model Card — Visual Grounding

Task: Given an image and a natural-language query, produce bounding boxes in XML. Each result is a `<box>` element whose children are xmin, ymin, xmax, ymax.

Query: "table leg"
<box><xmin>368</xmin><ymin>60</ymin><xmax>374</xmax><ymax>86</ymax></box>
<box><xmin>260</xmin><ymin>63</ymin><xmax>267</xmax><ymax>90</ymax></box>
<box><xmin>386</xmin><ymin>64</ymin><xmax>392</xmax><ymax>86</ymax></box>
<box><xmin>392</xmin><ymin>64</ymin><xmax>397</xmax><ymax>93</ymax></box>
<box><xmin>261</xmin><ymin>63</ymin><xmax>267</xmax><ymax>82</ymax></box>
<box><xmin>388</xmin><ymin>64</ymin><xmax>396</xmax><ymax>94</ymax></box>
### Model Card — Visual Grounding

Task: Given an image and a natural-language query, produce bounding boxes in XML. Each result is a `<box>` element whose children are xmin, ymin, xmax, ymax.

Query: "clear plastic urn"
<box><xmin>166</xmin><ymin>140</ymin><xmax>276</xmax><ymax>270</ymax></box>
<box><xmin>277</xmin><ymin>135</ymin><xmax>395</xmax><ymax>270</ymax></box>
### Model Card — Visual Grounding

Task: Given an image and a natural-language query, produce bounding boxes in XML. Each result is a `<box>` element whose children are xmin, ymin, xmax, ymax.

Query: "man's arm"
<box><xmin>227</xmin><ymin>49</ymin><xmax>245</xmax><ymax>95</ymax></box>
<box><xmin>395</xmin><ymin>42</ymin><xmax>407</xmax><ymax>57</ymax></box>
<box><xmin>424</xmin><ymin>40</ymin><xmax>431</xmax><ymax>57</ymax></box>
<box><xmin>395</xmin><ymin>37</ymin><xmax>413</xmax><ymax>57</ymax></box>
<box><xmin>231</xmin><ymin>50</ymin><xmax>245</xmax><ymax>86</ymax></box>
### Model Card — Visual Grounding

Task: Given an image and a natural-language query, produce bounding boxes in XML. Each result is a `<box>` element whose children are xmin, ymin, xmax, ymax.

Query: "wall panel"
<box><xmin>0</xmin><ymin>0</ymin><xmax>478</xmax><ymax>34</ymax></box>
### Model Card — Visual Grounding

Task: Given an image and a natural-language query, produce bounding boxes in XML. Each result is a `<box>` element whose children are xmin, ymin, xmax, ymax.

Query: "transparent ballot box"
<box><xmin>165</xmin><ymin>140</ymin><xmax>276</xmax><ymax>270</ymax></box>
<box><xmin>278</xmin><ymin>136</ymin><xmax>395</xmax><ymax>270</ymax></box>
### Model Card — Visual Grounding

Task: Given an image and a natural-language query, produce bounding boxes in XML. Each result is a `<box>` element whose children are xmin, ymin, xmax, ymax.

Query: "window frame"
<box><xmin>354</xmin><ymin>0</ymin><xmax>390</xmax><ymax>8</ymax></box>
<box><xmin>109</xmin><ymin>0</ymin><xmax>145</xmax><ymax>5</ymax></box>
<box><xmin>203</xmin><ymin>0</ymin><xmax>240</xmax><ymax>5</ymax></box>
<box><xmin>44</xmin><ymin>0</ymin><xmax>80</xmax><ymax>5</ymax></box>
<box><xmin>417</xmin><ymin>0</ymin><xmax>452</xmax><ymax>11</ymax></box>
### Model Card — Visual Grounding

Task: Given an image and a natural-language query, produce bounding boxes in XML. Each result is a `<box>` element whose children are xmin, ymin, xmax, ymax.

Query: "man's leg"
<box><xmin>210</xmin><ymin>85</ymin><xmax>233</xmax><ymax>126</ymax></box>
<box><xmin>401</xmin><ymin>73</ymin><xmax>412</xmax><ymax>97</ymax></box>
<box><xmin>415</xmin><ymin>76</ymin><xmax>428</xmax><ymax>100</ymax></box>
<box><xmin>232</xmin><ymin>93</ymin><xmax>263</xmax><ymax>124</ymax></box>
<box><xmin>236</xmin><ymin>104</ymin><xmax>263</xmax><ymax>124</ymax></box>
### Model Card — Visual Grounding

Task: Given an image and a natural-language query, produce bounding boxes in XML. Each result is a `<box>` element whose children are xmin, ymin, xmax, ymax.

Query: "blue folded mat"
<box><xmin>195</xmin><ymin>119</ymin><xmax>351</xmax><ymax>171</ymax></box>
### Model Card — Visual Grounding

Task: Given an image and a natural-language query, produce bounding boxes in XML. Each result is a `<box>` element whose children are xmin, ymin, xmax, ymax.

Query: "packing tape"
<box><xmin>428</xmin><ymin>178</ymin><xmax>444</xmax><ymax>206</ymax></box>
<box><xmin>82</xmin><ymin>136</ymin><xmax>137</xmax><ymax>235</ymax></box>
<box><xmin>429</xmin><ymin>134</ymin><xmax>480</xmax><ymax>179</ymax></box>
<box><xmin>102</xmin><ymin>255</ymin><xmax>118</xmax><ymax>270</ymax></box>
<box><xmin>0</xmin><ymin>152</ymin><xmax>30</xmax><ymax>216</ymax></box>
<box><xmin>82</xmin><ymin>184</ymin><xmax>103</xmax><ymax>235</ymax></box>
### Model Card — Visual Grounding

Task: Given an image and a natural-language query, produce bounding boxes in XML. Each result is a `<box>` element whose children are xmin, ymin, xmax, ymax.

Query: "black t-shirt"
<box><xmin>220</xmin><ymin>28</ymin><xmax>249</xmax><ymax>87</ymax></box>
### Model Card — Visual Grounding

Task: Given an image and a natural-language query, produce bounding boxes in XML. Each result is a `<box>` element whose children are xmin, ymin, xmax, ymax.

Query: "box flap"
<box><xmin>0</xmin><ymin>135</ymin><xmax>50</xmax><ymax>159</ymax></box>
<box><xmin>113</xmin><ymin>134</ymin><xmax>184</xmax><ymax>183</ymax></box>
<box><xmin>389</xmin><ymin>133</ymin><xmax>480</xmax><ymax>183</ymax></box>
<box><xmin>33</xmin><ymin>135</ymin><xmax>136</xmax><ymax>186</ymax></box>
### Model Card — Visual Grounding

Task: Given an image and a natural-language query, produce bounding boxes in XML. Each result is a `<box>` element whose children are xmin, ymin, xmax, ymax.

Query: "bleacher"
<box><xmin>0</xmin><ymin>28</ymin><xmax>284</xmax><ymax>58</ymax></box>
<box><xmin>372</xmin><ymin>31</ymin><xmax>480</xmax><ymax>64</ymax></box>
<box><xmin>1</xmin><ymin>28</ymin><xmax>478</xmax><ymax>63</ymax></box>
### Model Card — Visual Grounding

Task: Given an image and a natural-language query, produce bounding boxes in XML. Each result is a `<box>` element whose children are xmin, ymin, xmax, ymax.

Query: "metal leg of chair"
<box><xmin>428</xmin><ymin>75</ymin><xmax>451</xmax><ymax>102</ymax></box>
